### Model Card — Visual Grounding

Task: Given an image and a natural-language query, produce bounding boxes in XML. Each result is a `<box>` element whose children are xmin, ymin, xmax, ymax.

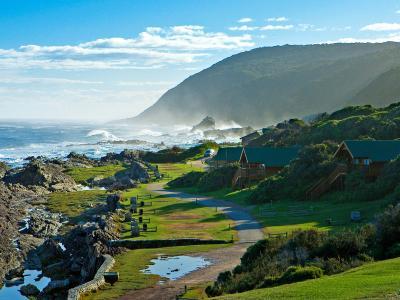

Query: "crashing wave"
<box><xmin>86</xmin><ymin>129</ymin><xmax>125</xmax><ymax>142</ymax></box>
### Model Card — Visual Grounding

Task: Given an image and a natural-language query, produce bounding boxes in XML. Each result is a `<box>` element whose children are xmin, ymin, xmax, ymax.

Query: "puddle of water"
<box><xmin>0</xmin><ymin>270</ymin><xmax>50</xmax><ymax>300</ymax></box>
<box><xmin>141</xmin><ymin>255</ymin><xmax>211</xmax><ymax>281</ymax></box>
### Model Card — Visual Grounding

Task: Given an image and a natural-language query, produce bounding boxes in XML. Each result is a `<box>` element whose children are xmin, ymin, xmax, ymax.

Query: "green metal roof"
<box><xmin>343</xmin><ymin>140</ymin><xmax>400</xmax><ymax>162</ymax></box>
<box><xmin>243</xmin><ymin>147</ymin><xmax>300</xmax><ymax>167</ymax></box>
<box><xmin>213</xmin><ymin>147</ymin><xmax>243</xmax><ymax>162</ymax></box>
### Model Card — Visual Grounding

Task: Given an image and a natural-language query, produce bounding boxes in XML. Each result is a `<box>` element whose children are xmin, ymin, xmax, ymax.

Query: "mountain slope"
<box><xmin>130</xmin><ymin>42</ymin><xmax>400</xmax><ymax>127</ymax></box>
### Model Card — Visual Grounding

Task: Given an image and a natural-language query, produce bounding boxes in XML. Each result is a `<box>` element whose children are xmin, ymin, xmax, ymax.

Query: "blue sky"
<box><xmin>1</xmin><ymin>0</ymin><xmax>400</xmax><ymax>121</ymax></box>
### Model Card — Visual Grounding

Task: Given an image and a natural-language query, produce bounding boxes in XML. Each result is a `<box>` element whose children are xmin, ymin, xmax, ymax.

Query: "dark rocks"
<box><xmin>124</xmin><ymin>162</ymin><xmax>150</xmax><ymax>183</ymax></box>
<box><xmin>37</xmin><ymin>239</ymin><xmax>65</xmax><ymax>267</ymax></box>
<box><xmin>43</xmin><ymin>278</ymin><xmax>71</xmax><ymax>294</ymax></box>
<box><xmin>27</xmin><ymin>209</ymin><xmax>64</xmax><ymax>238</ymax></box>
<box><xmin>3</xmin><ymin>159</ymin><xmax>78</xmax><ymax>192</ymax></box>
<box><xmin>100</xmin><ymin>149</ymin><xmax>139</xmax><ymax>164</ymax></box>
<box><xmin>106</xmin><ymin>194</ymin><xmax>121</xmax><ymax>212</ymax></box>
<box><xmin>66</xmin><ymin>152</ymin><xmax>96</xmax><ymax>167</ymax></box>
<box><xmin>191</xmin><ymin>116</ymin><xmax>216</xmax><ymax>132</ymax></box>
<box><xmin>203</xmin><ymin>126</ymin><xmax>255</xmax><ymax>139</ymax></box>
<box><xmin>20</xmin><ymin>284</ymin><xmax>40</xmax><ymax>297</ymax></box>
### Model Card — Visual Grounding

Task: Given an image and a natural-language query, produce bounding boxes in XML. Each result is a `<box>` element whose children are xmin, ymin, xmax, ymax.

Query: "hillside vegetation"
<box><xmin>216</xmin><ymin>257</ymin><xmax>400</xmax><ymax>300</ymax></box>
<box><xmin>130</xmin><ymin>43</ymin><xmax>400</xmax><ymax>126</ymax></box>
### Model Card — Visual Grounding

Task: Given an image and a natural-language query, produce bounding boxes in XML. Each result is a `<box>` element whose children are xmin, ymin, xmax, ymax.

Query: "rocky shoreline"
<box><xmin>0</xmin><ymin>150</ymin><xmax>152</xmax><ymax>298</ymax></box>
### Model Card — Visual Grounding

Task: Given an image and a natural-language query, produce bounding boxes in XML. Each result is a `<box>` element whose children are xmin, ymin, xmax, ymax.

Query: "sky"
<box><xmin>1</xmin><ymin>0</ymin><xmax>400</xmax><ymax>121</ymax></box>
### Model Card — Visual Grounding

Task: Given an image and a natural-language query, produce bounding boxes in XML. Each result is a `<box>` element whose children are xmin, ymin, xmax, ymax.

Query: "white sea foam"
<box><xmin>86</xmin><ymin>129</ymin><xmax>124</xmax><ymax>142</ymax></box>
<box><xmin>137</xmin><ymin>129</ymin><xmax>163</xmax><ymax>137</ymax></box>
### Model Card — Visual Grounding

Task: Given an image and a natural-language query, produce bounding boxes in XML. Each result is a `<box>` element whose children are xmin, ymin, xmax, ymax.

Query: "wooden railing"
<box><xmin>232</xmin><ymin>167</ymin><xmax>266</xmax><ymax>188</ymax></box>
<box><xmin>306</xmin><ymin>164</ymin><xmax>348</xmax><ymax>200</ymax></box>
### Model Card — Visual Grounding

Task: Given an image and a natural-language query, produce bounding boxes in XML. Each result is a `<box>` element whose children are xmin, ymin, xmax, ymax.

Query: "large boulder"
<box><xmin>20</xmin><ymin>284</ymin><xmax>40</xmax><ymax>297</ymax></box>
<box><xmin>123</xmin><ymin>162</ymin><xmax>150</xmax><ymax>183</ymax></box>
<box><xmin>66</xmin><ymin>152</ymin><xmax>95</xmax><ymax>167</ymax></box>
<box><xmin>4</xmin><ymin>159</ymin><xmax>77</xmax><ymax>192</ymax></box>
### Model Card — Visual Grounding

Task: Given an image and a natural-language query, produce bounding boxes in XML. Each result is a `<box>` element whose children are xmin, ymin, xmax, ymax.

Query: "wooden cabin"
<box><xmin>211</xmin><ymin>147</ymin><xmax>243</xmax><ymax>168</ymax></box>
<box><xmin>334</xmin><ymin>140</ymin><xmax>400</xmax><ymax>179</ymax></box>
<box><xmin>307</xmin><ymin>140</ymin><xmax>400</xmax><ymax>199</ymax></box>
<box><xmin>233</xmin><ymin>146</ymin><xmax>299</xmax><ymax>188</ymax></box>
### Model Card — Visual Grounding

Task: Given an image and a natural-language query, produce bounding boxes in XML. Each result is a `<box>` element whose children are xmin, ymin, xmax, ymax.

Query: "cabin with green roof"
<box><xmin>233</xmin><ymin>146</ymin><xmax>299</xmax><ymax>188</ymax></box>
<box><xmin>334</xmin><ymin>140</ymin><xmax>400</xmax><ymax>178</ymax></box>
<box><xmin>211</xmin><ymin>147</ymin><xmax>243</xmax><ymax>167</ymax></box>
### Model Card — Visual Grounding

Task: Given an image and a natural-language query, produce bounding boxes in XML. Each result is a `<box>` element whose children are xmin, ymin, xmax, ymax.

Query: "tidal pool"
<box><xmin>142</xmin><ymin>255</ymin><xmax>211</xmax><ymax>280</ymax></box>
<box><xmin>0</xmin><ymin>270</ymin><xmax>50</xmax><ymax>300</ymax></box>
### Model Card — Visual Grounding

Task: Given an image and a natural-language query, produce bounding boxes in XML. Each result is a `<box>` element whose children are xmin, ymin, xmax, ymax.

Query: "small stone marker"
<box><xmin>131</xmin><ymin>219</ymin><xmax>140</xmax><ymax>237</ymax></box>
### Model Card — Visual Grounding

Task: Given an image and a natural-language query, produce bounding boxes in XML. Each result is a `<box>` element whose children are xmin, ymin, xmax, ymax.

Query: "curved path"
<box><xmin>147</xmin><ymin>182</ymin><xmax>264</xmax><ymax>243</ymax></box>
<box><xmin>119</xmin><ymin>183</ymin><xmax>264</xmax><ymax>300</ymax></box>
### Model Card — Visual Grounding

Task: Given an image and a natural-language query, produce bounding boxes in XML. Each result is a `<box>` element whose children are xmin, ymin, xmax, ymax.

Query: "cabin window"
<box><xmin>353</xmin><ymin>159</ymin><xmax>359</xmax><ymax>164</ymax></box>
<box><xmin>364</xmin><ymin>159</ymin><xmax>370</xmax><ymax>166</ymax></box>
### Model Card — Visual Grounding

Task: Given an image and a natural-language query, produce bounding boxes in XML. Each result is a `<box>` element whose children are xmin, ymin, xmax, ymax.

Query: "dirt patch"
<box><xmin>167</xmin><ymin>213</ymin><xmax>202</xmax><ymax>220</ymax></box>
<box><xmin>168</xmin><ymin>223</ymin><xmax>215</xmax><ymax>230</ymax></box>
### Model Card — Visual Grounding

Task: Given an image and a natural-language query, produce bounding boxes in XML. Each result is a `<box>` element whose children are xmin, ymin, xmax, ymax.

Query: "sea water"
<box><xmin>0</xmin><ymin>270</ymin><xmax>50</xmax><ymax>300</ymax></box>
<box><xmin>0</xmin><ymin>121</ymin><xmax>240</xmax><ymax>168</ymax></box>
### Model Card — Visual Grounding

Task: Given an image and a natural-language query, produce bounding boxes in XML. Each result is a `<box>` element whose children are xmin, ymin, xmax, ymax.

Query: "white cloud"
<box><xmin>296</xmin><ymin>24</ymin><xmax>327</xmax><ymax>32</ymax></box>
<box><xmin>229</xmin><ymin>25</ymin><xmax>259</xmax><ymax>31</ymax></box>
<box><xmin>238</xmin><ymin>17</ymin><xmax>253</xmax><ymax>23</ymax></box>
<box><xmin>361</xmin><ymin>23</ymin><xmax>400</xmax><ymax>31</ymax></box>
<box><xmin>267</xmin><ymin>17</ymin><xmax>288</xmax><ymax>22</ymax></box>
<box><xmin>260</xmin><ymin>25</ymin><xmax>293</xmax><ymax>31</ymax></box>
<box><xmin>0</xmin><ymin>25</ymin><xmax>254</xmax><ymax>70</ymax></box>
<box><xmin>325</xmin><ymin>32</ymin><xmax>400</xmax><ymax>43</ymax></box>
<box><xmin>0</xmin><ymin>77</ymin><xmax>103</xmax><ymax>85</ymax></box>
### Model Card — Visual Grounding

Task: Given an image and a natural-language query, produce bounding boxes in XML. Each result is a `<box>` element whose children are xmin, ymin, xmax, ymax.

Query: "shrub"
<box><xmin>279</xmin><ymin>266</ymin><xmax>323</xmax><ymax>284</ymax></box>
<box><xmin>167</xmin><ymin>171</ymin><xmax>203</xmax><ymax>188</ymax></box>
<box><xmin>197</xmin><ymin>165</ymin><xmax>238</xmax><ymax>192</ymax></box>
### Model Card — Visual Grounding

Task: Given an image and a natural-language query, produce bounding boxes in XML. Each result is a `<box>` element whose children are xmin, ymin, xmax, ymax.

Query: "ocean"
<box><xmin>0</xmin><ymin>121</ymin><xmax>238</xmax><ymax>167</ymax></box>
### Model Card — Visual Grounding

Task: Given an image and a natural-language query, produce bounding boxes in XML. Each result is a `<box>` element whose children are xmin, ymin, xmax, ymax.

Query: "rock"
<box><xmin>3</xmin><ymin>159</ymin><xmax>78</xmax><ymax>192</ymax></box>
<box><xmin>37</xmin><ymin>239</ymin><xmax>65</xmax><ymax>266</ymax></box>
<box><xmin>43</xmin><ymin>278</ymin><xmax>70</xmax><ymax>294</ymax></box>
<box><xmin>5</xmin><ymin>266</ymin><xmax>24</xmax><ymax>280</ymax></box>
<box><xmin>0</xmin><ymin>161</ymin><xmax>9</xmax><ymax>179</ymax></box>
<box><xmin>100</xmin><ymin>149</ymin><xmax>139</xmax><ymax>163</ymax></box>
<box><xmin>191</xmin><ymin>116</ymin><xmax>216</xmax><ymax>132</ymax></box>
<box><xmin>106</xmin><ymin>194</ymin><xmax>121</xmax><ymax>212</ymax></box>
<box><xmin>203</xmin><ymin>126</ymin><xmax>254</xmax><ymax>139</ymax></box>
<box><xmin>27</xmin><ymin>209</ymin><xmax>64</xmax><ymax>238</ymax></box>
<box><xmin>66</xmin><ymin>152</ymin><xmax>95</xmax><ymax>167</ymax></box>
<box><xmin>124</xmin><ymin>162</ymin><xmax>150</xmax><ymax>183</ymax></box>
<box><xmin>20</xmin><ymin>284</ymin><xmax>40</xmax><ymax>297</ymax></box>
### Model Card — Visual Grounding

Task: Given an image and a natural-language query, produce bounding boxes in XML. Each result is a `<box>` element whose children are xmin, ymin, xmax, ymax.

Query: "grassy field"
<box><xmin>170</xmin><ymin>184</ymin><xmax>391</xmax><ymax>235</ymax></box>
<box><xmin>157</xmin><ymin>162</ymin><xmax>204</xmax><ymax>181</ymax></box>
<box><xmin>65</xmin><ymin>163</ymin><xmax>128</xmax><ymax>184</ymax></box>
<box><xmin>81</xmin><ymin>244</ymin><xmax>228</xmax><ymax>300</ymax></box>
<box><xmin>116</xmin><ymin>184</ymin><xmax>235</xmax><ymax>241</ymax></box>
<box><xmin>47</xmin><ymin>190</ymin><xmax>107</xmax><ymax>223</ymax></box>
<box><xmin>216</xmin><ymin>257</ymin><xmax>400</xmax><ymax>300</ymax></box>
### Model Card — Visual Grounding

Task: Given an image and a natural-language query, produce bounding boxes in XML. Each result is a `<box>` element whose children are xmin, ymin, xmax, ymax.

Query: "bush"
<box><xmin>167</xmin><ymin>171</ymin><xmax>203</xmax><ymax>188</ymax></box>
<box><xmin>197</xmin><ymin>165</ymin><xmax>238</xmax><ymax>192</ymax></box>
<box><xmin>279</xmin><ymin>266</ymin><xmax>323</xmax><ymax>284</ymax></box>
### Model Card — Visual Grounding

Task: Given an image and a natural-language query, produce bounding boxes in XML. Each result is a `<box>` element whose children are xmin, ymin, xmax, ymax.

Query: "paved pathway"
<box><xmin>147</xmin><ymin>182</ymin><xmax>264</xmax><ymax>243</ymax></box>
<box><xmin>119</xmin><ymin>183</ymin><xmax>264</xmax><ymax>300</ymax></box>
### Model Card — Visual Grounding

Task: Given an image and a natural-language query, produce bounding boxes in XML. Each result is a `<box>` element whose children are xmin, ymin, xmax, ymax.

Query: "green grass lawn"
<box><xmin>169</xmin><ymin>184</ymin><xmax>391</xmax><ymax>235</ymax></box>
<box><xmin>81</xmin><ymin>244</ymin><xmax>228</xmax><ymax>300</ymax></box>
<box><xmin>216</xmin><ymin>257</ymin><xmax>400</xmax><ymax>300</ymax></box>
<box><xmin>65</xmin><ymin>163</ymin><xmax>128</xmax><ymax>184</ymax></box>
<box><xmin>47</xmin><ymin>190</ymin><xmax>107</xmax><ymax>223</ymax></box>
<box><xmin>117</xmin><ymin>184</ymin><xmax>235</xmax><ymax>241</ymax></box>
<box><xmin>157</xmin><ymin>163</ymin><xmax>204</xmax><ymax>181</ymax></box>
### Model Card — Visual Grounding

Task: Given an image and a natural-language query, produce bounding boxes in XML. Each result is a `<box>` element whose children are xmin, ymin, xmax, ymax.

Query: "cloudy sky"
<box><xmin>1</xmin><ymin>0</ymin><xmax>400</xmax><ymax>121</ymax></box>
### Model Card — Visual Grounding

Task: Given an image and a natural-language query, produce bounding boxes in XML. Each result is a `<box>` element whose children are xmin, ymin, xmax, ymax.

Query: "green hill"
<box><xmin>216</xmin><ymin>257</ymin><xmax>400</xmax><ymax>300</ymax></box>
<box><xmin>130</xmin><ymin>42</ymin><xmax>400</xmax><ymax>127</ymax></box>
